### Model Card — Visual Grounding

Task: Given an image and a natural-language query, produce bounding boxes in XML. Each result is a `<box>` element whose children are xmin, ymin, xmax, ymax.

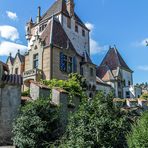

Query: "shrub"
<box><xmin>12</xmin><ymin>98</ymin><xmax>61</xmax><ymax>148</ymax></box>
<box><xmin>127</xmin><ymin>111</ymin><xmax>148</xmax><ymax>148</ymax></box>
<box><xmin>58</xmin><ymin>92</ymin><xmax>131</xmax><ymax>148</ymax></box>
<box><xmin>141</xmin><ymin>93</ymin><xmax>148</xmax><ymax>100</ymax></box>
<box><xmin>21</xmin><ymin>89</ymin><xmax>30</xmax><ymax>97</ymax></box>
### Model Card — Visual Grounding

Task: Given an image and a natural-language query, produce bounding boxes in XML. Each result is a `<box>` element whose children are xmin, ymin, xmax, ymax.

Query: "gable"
<box><xmin>100</xmin><ymin>47</ymin><xmax>132</xmax><ymax>72</ymax></box>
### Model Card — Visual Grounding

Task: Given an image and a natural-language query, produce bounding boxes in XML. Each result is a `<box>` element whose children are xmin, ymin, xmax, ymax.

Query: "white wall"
<box><xmin>96</xmin><ymin>83</ymin><xmax>112</xmax><ymax>95</ymax></box>
<box><xmin>121</xmin><ymin>69</ymin><xmax>133</xmax><ymax>86</ymax></box>
<box><xmin>62</xmin><ymin>15</ymin><xmax>89</xmax><ymax>56</ymax></box>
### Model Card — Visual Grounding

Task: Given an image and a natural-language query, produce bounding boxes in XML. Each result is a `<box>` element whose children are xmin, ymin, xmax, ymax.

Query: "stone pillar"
<box><xmin>0</xmin><ymin>84</ymin><xmax>21</xmax><ymax>146</ymax></box>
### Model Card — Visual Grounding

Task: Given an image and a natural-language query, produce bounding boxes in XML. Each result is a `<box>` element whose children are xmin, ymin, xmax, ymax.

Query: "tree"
<box><xmin>58</xmin><ymin>92</ymin><xmax>130</xmax><ymax>148</ymax></box>
<box><xmin>12</xmin><ymin>98</ymin><xmax>61</xmax><ymax>148</ymax></box>
<box><xmin>141</xmin><ymin>93</ymin><xmax>148</xmax><ymax>100</ymax></box>
<box><xmin>127</xmin><ymin>111</ymin><xmax>148</xmax><ymax>148</ymax></box>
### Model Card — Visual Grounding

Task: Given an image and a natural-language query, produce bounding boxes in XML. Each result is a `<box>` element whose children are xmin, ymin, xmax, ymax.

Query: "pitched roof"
<box><xmin>100</xmin><ymin>47</ymin><xmax>133</xmax><ymax>72</ymax></box>
<box><xmin>40</xmin><ymin>18</ymin><xmax>76</xmax><ymax>53</ymax></box>
<box><xmin>97</xmin><ymin>65</ymin><xmax>115</xmax><ymax>81</ymax></box>
<box><xmin>39</xmin><ymin>0</ymin><xmax>88</xmax><ymax>29</ymax></box>
<box><xmin>0</xmin><ymin>61</ymin><xmax>8</xmax><ymax>71</ymax></box>
<box><xmin>52</xmin><ymin>18</ymin><xmax>76</xmax><ymax>51</ymax></box>
<box><xmin>81</xmin><ymin>51</ymin><xmax>93</xmax><ymax>64</ymax></box>
<box><xmin>7</xmin><ymin>56</ymin><xmax>15</xmax><ymax>65</ymax></box>
<box><xmin>40</xmin><ymin>21</ymin><xmax>52</xmax><ymax>46</ymax></box>
<box><xmin>41</xmin><ymin>0</ymin><xmax>68</xmax><ymax>22</ymax></box>
<box><xmin>1</xmin><ymin>74</ymin><xmax>22</xmax><ymax>85</ymax></box>
<box><xmin>17</xmin><ymin>53</ymin><xmax>25</xmax><ymax>63</ymax></box>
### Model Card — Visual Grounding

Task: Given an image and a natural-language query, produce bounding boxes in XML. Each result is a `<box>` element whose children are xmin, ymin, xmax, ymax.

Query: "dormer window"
<box><xmin>82</xmin><ymin>29</ymin><xmax>85</xmax><ymax>37</ymax></box>
<box><xmin>75</xmin><ymin>24</ymin><xmax>78</xmax><ymax>33</ymax></box>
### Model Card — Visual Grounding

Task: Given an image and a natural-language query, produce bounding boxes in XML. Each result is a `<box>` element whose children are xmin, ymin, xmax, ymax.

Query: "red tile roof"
<box><xmin>97</xmin><ymin>47</ymin><xmax>133</xmax><ymax>81</ymax></box>
<box><xmin>100</xmin><ymin>47</ymin><xmax>132</xmax><ymax>72</ymax></box>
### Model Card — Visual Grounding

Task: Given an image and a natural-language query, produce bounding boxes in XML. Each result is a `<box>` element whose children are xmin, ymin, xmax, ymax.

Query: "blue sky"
<box><xmin>0</xmin><ymin>0</ymin><xmax>148</xmax><ymax>83</ymax></box>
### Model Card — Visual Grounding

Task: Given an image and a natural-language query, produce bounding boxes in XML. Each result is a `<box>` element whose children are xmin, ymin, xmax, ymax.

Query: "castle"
<box><xmin>6</xmin><ymin>0</ymin><xmax>141</xmax><ymax>99</ymax></box>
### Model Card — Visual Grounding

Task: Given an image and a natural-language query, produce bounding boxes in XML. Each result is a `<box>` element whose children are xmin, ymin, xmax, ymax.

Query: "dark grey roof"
<box><xmin>7</xmin><ymin>56</ymin><xmax>15</xmax><ymax>65</ymax></box>
<box><xmin>17</xmin><ymin>53</ymin><xmax>25</xmax><ymax>63</ymax></box>
<box><xmin>41</xmin><ymin>0</ymin><xmax>68</xmax><ymax>22</ymax></box>
<box><xmin>40</xmin><ymin>0</ymin><xmax>88</xmax><ymax>30</ymax></box>
<box><xmin>82</xmin><ymin>51</ymin><xmax>93</xmax><ymax>64</ymax></box>
<box><xmin>1</xmin><ymin>74</ymin><xmax>22</xmax><ymax>85</ymax></box>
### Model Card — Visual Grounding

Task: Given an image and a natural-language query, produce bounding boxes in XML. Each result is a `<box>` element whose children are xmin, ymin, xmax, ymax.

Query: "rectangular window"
<box><xmin>80</xmin><ymin>67</ymin><xmax>84</xmax><ymax>76</ymax></box>
<box><xmin>60</xmin><ymin>52</ymin><xmax>74</xmax><ymax>73</ymax></box>
<box><xmin>60</xmin><ymin>52</ymin><xmax>67</xmax><ymax>72</ymax></box>
<box><xmin>67</xmin><ymin>17</ymin><xmax>71</xmax><ymax>28</ymax></box>
<box><xmin>75</xmin><ymin>24</ymin><xmax>78</xmax><ymax>33</ymax></box>
<box><xmin>82</xmin><ymin>29</ymin><xmax>85</xmax><ymax>37</ymax></box>
<box><xmin>90</xmin><ymin>68</ymin><xmax>94</xmax><ymax>76</ymax></box>
<box><xmin>126</xmin><ymin>91</ymin><xmax>130</xmax><ymax>98</ymax></box>
<box><xmin>33</xmin><ymin>53</ymin><xmax>39</xmax><ymax>69</ymax></box>
<box><xmin>118</xmin><ymin>81</ymin><xmax>121</xmax><ymax>87</ymax></box>
<box><xmin>128</xmin><ymin>81</ymin><xmax>131</xmax><ymax>86</ymax></box>
<box><xmin>15</xmin><ymin>68</ymin><xmax>18</xmax><ymax>75</ymax></box>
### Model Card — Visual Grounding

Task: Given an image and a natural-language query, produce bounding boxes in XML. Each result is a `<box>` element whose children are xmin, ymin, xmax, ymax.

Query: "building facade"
<box><xmin>96</xmin><ymin>46</ymin><xmax>142</xmax><ymax>98</ymax></box>
<box><xmin>7</xmin><ymin>0</ymin><xmax>96</xmax><ymax>97</ymax></box>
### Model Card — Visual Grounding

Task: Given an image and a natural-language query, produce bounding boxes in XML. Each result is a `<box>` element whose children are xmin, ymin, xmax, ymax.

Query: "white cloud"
<box><xmin>0</xmin><ymin>25</ymin><xmax>19</xmax><ymax>41</ymax></box>
<box><xmin>133</xmin><ymin>38</ymin><xmax>148</xmax><ymax>47</ymax></box>
<box><xmin>85</xmin><ymin>22</ymin><xmax>94</xmax><ymax>31</ymax></box>
<box><xmin>141</xmin><ymin>38</ymin><xmax>148</xmax><ymax>46</ymax></box>
<box><xmin>138</xmin><ymin>66</ymin><xmax>148</xmax><ymax>71</ymax></box>
<box><xmin>85</xmin><ymin>22</ymin><xmax>106</xmax><ymax>55</ymax></box>
<box><xmin>0</xmin><ymin>41</ymin><xmax>28</xmax><ymax>56</ymax></box>
<box><xmin>6</xmin><ymin>11</ymin><xmax>18</xmax><ymax>20</ymax></box>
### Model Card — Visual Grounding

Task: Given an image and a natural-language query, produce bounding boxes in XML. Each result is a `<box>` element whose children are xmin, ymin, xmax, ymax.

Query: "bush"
<box><xmin>12</xmin><ymin>98</ymin><xmax>61</xmax><ymax>148</ymax></box>
<box><xmin>41</xmin><ymin>73</ymin><xmax>87</xmax><ymax>101</ymax></box>
<box><xmin>58</xmin><ymin>92</ymin><xmax>131</xmax><ymax>148</ymax></box>
<box><xmin>21</xmin><ymin>89</ymin><xmax>30</xmax><ymax>97</ymax></box>
<box><xmin>141</xmin><ymin>93</ymin><xmax>148</xmax><ymax>100</ymax></box>
<box><xmin>127</xmin><ymin>111</ymin><xmax>148</xmax><ymax>148</ymax></box>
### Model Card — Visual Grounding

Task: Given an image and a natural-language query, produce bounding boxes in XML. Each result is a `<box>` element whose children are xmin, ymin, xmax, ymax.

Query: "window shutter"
<box><xmin>60</xmin><ymin>52</ymin><xmax>64</xmax><ymax>71</ymax></box>
<box><xmin>73</xmin><ymin>56</ymin><xmax>77</xmax><ymax>73</ymax></box>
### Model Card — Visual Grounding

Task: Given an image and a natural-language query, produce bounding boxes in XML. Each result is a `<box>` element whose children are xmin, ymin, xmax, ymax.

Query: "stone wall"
<box><xmin>0</xmin><ymin>84</ymin><xmax>21</xmax><ymax>145</ymax></box>
<box><xmin>30</xmin><ymin>81</ymin><xmax>50</xmax><ymax>100</ymax></box>
<box><xmin>52</xmin><ymin>88</ymin><xmax>80</xmax><ymax>131</ymax></box>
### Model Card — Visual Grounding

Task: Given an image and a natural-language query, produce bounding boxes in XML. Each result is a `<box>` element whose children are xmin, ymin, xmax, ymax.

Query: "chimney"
<box><xmin>66</xmin><ymin>0</ymin><xmax>75</xmax><ymax>16</ymax></box>
<box><xmin>37</xmin><ymin>6</ymin><xmax>41</xmax><ymax>23</ymax></box>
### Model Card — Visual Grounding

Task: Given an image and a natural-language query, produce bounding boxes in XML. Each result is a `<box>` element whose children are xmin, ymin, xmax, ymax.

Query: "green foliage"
<box><xmin>12</xmin><ymin>98</ymin><xmax>61</xmax><ymax>148</ymax></box>
<box><xmin>41</xmin><ymin>73</ymin><xmax>87</xmax><ymax>101</ymax></box>
<box><xmin>127</xmin><ymin>111</ymin><xmax>148</xmax><ymax>148</ymax></box>
<box><xmin>21</xmin><ymin>89</ymin><xmax>30</xmax><ymax>97</ymax></box>
<box><xmin>58</xmin><ymin>92</ymin><xmax>130</xmax><ymax>148</ymax></box>
<box><xmin>141</xmin><ymin>93</ymin><xmax>148</xmax><ymax>100</ymax></box>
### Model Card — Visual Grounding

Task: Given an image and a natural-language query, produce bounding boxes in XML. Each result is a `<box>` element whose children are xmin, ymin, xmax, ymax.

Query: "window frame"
<box><xmin>33</xmin><ymin>53</ymin><xmax>39</xmax><ymax>69</ymax></box>
<box><xmin>82</xmin><ymin>29</ymin><xmax>85</xmax><ymax>37</ymax></box>
<box><xmin>90</xmin><ymin>67</ymin><xmax>94</xmax><ymax>77</ymax></box>
<box><xmin>75</xmin><ymin>24</ymin><xmax>78</xmax><ymax>33</ymax></box>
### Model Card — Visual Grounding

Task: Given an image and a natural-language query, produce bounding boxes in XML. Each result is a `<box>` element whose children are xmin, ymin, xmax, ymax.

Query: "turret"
<box><xmin>26</xmin><ymin>17</ymin><xmax>34</xmax><ymax>40</ymax></box>
<box><xmin>66</xmin><ymin>0</ymin><xmax>75</xmax><ymax>16</ymax></box>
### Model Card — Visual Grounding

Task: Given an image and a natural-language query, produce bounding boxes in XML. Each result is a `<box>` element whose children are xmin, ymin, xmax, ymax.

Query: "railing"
<box><xmin>23</xmin><ymin>68</ymin><xmax>42</xmax><ymax>78</ymax></box>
